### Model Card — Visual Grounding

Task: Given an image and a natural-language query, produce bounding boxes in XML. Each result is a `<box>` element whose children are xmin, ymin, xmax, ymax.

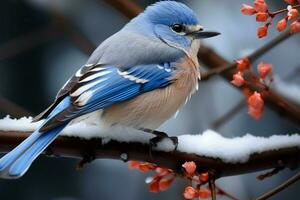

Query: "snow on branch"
<box><xmin>0</xmin><ymin>116</ymin><xmax>299</xmax><ymax>177</ymax></box>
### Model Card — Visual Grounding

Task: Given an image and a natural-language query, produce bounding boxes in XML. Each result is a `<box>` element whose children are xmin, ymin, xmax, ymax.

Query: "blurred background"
<box><xmin>0</xmin><ymin>0</ymin><xmax>299</xmax><ymax>199</ymax></box>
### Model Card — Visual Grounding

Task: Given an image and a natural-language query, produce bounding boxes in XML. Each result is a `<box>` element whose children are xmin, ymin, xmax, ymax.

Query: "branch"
<box><xmin>197</xmin><ymin>44</ymin><xmax>300</xmax><ymax>126</ymax></box>
<box><xmin>200</xmin><ymin>31</ymin><xmax>295</xmax><ymax>80</ymax></box>
<box><xmin>0</xmin><ymin>130</ymin><xmax>299</xmax><ymax>178</ymax></box>
<box><xmin>256</xmin><ymin>171</ymin><xmax>300</xmax><ymax>200</ymax></box>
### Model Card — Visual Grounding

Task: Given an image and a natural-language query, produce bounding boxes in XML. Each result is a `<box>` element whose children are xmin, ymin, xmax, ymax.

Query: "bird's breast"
<box><xmin>101</xmin><ymin>55</ymin><xmax>200</xmax><ymax>130</ymax></box>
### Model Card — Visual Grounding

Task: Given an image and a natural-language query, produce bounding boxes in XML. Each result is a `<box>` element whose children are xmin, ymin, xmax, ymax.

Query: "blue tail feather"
<box><xmin>0</xmin><ymin>130</ymin><xmax>41</xmax><ymax>171</ymax></box>
<box><xmin>8</xmin><ymin>125</ymin><xmax>66</xmax><ymax>177</ymax></box>
<box><xmin>0</xmin><ymin>96</ymin><xmax>72</xmax><ymax>179</ymax></box>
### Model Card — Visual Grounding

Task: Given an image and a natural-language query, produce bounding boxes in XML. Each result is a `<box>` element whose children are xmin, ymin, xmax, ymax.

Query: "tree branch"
<box><xmin>200</xmin><ymin>31</ymin><xmax>295</xmax><ymax>80</ymax></box>
<box><xmin>0</xmin><ymin>130</ymin><xmax>299</xmax><ymax>178</ymax></box>
<box><xmin>256</xmin><ymin>171</ymin><xmax>300</xmax><ymax>200</ymax></box>
<box><xmin>197</xmin><ymin>44</ymin><xmax>300</xmax><ymax>126</ymax></box>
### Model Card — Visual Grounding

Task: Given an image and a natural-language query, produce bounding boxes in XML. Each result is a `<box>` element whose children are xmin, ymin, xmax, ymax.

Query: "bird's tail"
<box><xmin>0</xmin><ymin>96</ymin><xmax>72</xmax><ymax>179</ymax></box>
<box><xmin>0</xmin><ymin>124</ymin><xmax>66</xmax><ymax>179</ymax></box>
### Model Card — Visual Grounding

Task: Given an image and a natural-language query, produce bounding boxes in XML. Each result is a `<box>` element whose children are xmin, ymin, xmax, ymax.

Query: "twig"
<box><xmin>198</xmin><ymin>45</ymin><xmax>300</xmax><ymax>126</ymax></box>
<box><xmin>209</xmin><ymin>171</ymin><xmax>217</xmax><ymax>200</ymax></box>
<box><xmin>255</xmin><ymin>171</ymin><xmax>300</xmax><ymax>200</ymax></box>
<box><xmin>200</xmin><ymin>31</ymin><xmax>296</xmax><ymax>80</ymax></box>
<box><xmin>257</xmin><ymin>166</ymin><xmax>285</xmax><ymax>181</ymax></box>
<box><xmin>0</xmin><ymin>131</ymin><xmax>299</xmax><ymax>178</ymax></box>
<box><xmin>216</xmin><ymin>185</ymin><xmax>240</xmax><ymax>200</ymax></box>
<box><xmin>0</xmin><ymin>96</ymin><xmax>32</xmax><ymax>117</ymax></box>
<box><xmin>269</xmin><ymin>4</ymin><xmax>300</xmax><ymax>18</ymax></box>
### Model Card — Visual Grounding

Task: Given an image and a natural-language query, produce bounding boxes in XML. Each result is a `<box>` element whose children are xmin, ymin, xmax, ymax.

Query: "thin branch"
<box><xmin>255</xmin><ymin>171</ymin><xmax>300</xmax><ymax>200</ymax></box>
<box><xmin>0</xmin><ymin>96</ymin><xmax>32</xmax><ymax>117</ymax></box>
<box><xmin>200</xmin><ymin>31</ymin><xmax>296</xmax><ymax>80</ymax></box>
<box><xmin>0</xmin><ymin>131</ymin><xmax>299</xmax><ymax>178</ymax></box>
<box><xmin>198</xmin><ymin>44</ymin><xmax>300</xmax><ymax>126</ymax></box>
<box><xmin>269</xmin><ymin>4</ymin><xmax>300</xmax><ymax>18</ymax></box>
<box><xmin>209</xmin><ymin>171</ymin><xmax>217</xmax><ymax>200</ymax></box>
<box><xmin>216</xmin><ymin>185</ymin><xmax>240</xmax><ymax>200</ymax></box>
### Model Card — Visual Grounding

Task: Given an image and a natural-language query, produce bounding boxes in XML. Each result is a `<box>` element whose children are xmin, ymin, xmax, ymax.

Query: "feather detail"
<box><xmin>102</xmin><ymin>55</ymin><xmax>200</xmax><ymax>129</ymax></box>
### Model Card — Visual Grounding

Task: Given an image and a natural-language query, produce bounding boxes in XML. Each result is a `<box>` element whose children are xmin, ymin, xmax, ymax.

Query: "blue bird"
<box><xmin>0</xmin><ymin>1</ymin><xmax>219</xmax><ymax>178</ymax></box>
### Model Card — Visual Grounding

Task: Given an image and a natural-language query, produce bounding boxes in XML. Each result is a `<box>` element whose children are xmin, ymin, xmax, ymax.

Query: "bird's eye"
<box><xmin>171</xmin><ymin>24</ymin><xmax>185</xmax><ymax>34</ymax></box>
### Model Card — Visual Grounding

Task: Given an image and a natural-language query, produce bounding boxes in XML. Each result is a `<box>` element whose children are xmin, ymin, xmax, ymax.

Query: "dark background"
<box><xmin>0</xmin><ymin>0</ymin><xmax>299</xmax><ymax>199</ymax></box>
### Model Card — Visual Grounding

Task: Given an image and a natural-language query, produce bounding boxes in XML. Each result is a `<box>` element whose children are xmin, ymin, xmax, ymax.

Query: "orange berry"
<box><xmin>182</xmin><ymin>161</ymin><xmax>197</xmax><ymax>175</ymax></box>
<box><xmin>257</xmin><ymin>25</ymin><xmax>268</xmax><ymax>38</ymax></box>
<box><xmin>248</xmin><ymin>92</ymin><xmax>264</xmax><ymax>120</ymax></box>
<box><xmin>149</xmin><ymin>180</ymin><xmax>160</xmax><ymax>193</ymax></box>
<box><xmin>199</xmin><ymin>172</ymin><xmax>209</xmax><ymax>182</ymax></box>
<box><xmin>288</xmin><ymin>9</ymin><xmax>299</xmax><ymax>20</ymax></box>
<box><xmin>241</xmin><ymin>4</ymin><xmax>257</xmax><ymax>15</ymax></box>
<box><xmin>290</xmin><ymin>20</ymin><xmax>300</xmax><ymax>33</ymax></box>
<box><xmin>277</xmin><ymin>18</ymin><xmax>287</xmax><ymax>32</ymax></box>
<box><xmin>256</xmin><ymin>12</ymin><xmax>269</xmax><ymax>22</ymax></box>
<box><xmin>236</xmin><ymin>58</ymin><xmax>250</xmax><ymax>71</ymax></box>
<box><xmin>159</xmin><ymin>176</ymin><xmax>175</xmax><ymax>191</ymax></box>
<box><xmin>258</xmin><ymin>62</ymin><xmax>273</xmax><ymax>80</ymax></box>
<box><xmin>183</xmin><ymin>186</ymin><xmax>198</xmax><ymax>199</ymax></box>
<box><xmin>254</xmin><ymin>0</ymin><xmax>268</xmax><ymax>12</ymax></box>
<box><xmin>231</xmin><ymin>71</ymin><xmax>245</xmax><ymax>87</ymax></box>
<box><xmin>128</xmin><ymin>161</ymin><xmax>142</xmax><ymax>169</ymax></box>
<box><xmin>198</xmin><ymin>188</ymin><xmax>212</xmax><ymax>199</ymax></box>
<box><xmin>138</xmin><ymin>163</ymin><xmax>156</xmax><ymax>172</ymax></box>
<box><xmin>284</xmin><ymin>0</ymin><xmax>296</xmax><ymax>5</ymax></box>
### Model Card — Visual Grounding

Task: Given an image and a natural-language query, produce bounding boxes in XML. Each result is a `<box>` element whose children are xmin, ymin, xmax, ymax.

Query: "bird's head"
<box><xmin>126</xmin><ymin>1</ymin><xmax>220</xmax><ymax>53</ymax></box>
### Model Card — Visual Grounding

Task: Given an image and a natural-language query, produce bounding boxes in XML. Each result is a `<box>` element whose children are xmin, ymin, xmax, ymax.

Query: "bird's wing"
<box><xmin>33</xmin><ymin>64</ymin><xmax>100</xmax><ymax>121</ymax></box>
<box><xmin>38</xmin><ymin>63</ymin><xmax>175</xmax><ymax>132</ymax></box>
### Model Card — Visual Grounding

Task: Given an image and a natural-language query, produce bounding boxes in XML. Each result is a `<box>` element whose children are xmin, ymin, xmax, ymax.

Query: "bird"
<box><xmin>0</xmin><ymin>1</ymin><xmax>219</xmax><ymax>179</ymax></box>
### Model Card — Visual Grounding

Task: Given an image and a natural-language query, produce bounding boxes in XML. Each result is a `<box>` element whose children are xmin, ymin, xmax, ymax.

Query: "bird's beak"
<box><xmin>190</xmin><ymin>30</ymin><xmax>220</xmax><ymax>39</ymax></box>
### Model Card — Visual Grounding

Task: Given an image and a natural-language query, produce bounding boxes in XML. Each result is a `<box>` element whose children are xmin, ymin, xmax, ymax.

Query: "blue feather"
<box><xmin>8</xmin><ymin>125</ymin><xmax>66</xmax><ymax>177</ymax></box>
<box><xmin>0</xmin><ymin>97</ymin><xmax>71</xmax><ymax>178</ymax></box>
<box><xmin>144</xmin><ymin>1</ymin><xmax>199</xmax><ymax>26</ymax></box>
<box><xmin>0</xmin><ymin>63</ymin><xmax>174</xmax><ymax>178</ymax></box>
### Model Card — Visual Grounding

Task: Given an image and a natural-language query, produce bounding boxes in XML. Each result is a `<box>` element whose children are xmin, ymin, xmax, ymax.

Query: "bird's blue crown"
<box><xmin>144</xmin><ymin>1</ymin><xmax>199</xmax><ymax>26</ymax></box>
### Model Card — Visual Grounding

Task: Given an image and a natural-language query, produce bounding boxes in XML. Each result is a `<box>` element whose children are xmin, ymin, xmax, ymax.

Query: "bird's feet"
<box><xmin>140</xmin><ymin>128</ymin><xmax>178</xmax><ymax>159</ymax></box>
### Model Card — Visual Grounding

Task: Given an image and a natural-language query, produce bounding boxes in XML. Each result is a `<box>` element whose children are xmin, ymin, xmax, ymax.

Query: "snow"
<box><xmin>0</xmin><ymin>116</ymin><xmax>299</xmax><ymax>163</ymax></box>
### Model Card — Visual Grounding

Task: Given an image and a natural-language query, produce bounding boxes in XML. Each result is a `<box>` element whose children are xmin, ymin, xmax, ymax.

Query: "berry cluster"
<box><xmin>128</xmin><ymin>161</ymin><xmax>175</xmax><ymax>192</ymax></box>
<box><xmin>241</xmin><ymin>0</ymin><xmax>300</xmax><ymax>38</ymax></box>
<box><xmin>231</xmin><ymin>58</ymin><xmax>273</xmax><ymax>120</ymax></box>
<box><xmin>128</xmin><ymin>161</ymin><xmax>235</xmax><ymax>199</ymax></box>
<box><xmin>181</xmin><ymin>162</ymin><xmax>211</xmax><ymax>199</ymax></box>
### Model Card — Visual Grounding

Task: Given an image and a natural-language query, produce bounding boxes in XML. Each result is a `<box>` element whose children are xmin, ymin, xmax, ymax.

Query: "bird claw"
<box><xmin>139</xmin><ymin>128</ymin><xmax>178</xmax><ymax>160</ymax></box>
<box><xmin>149</xmin><ymin>134</ymin><xmax>178</xmax><ymax>160</ymax></box>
